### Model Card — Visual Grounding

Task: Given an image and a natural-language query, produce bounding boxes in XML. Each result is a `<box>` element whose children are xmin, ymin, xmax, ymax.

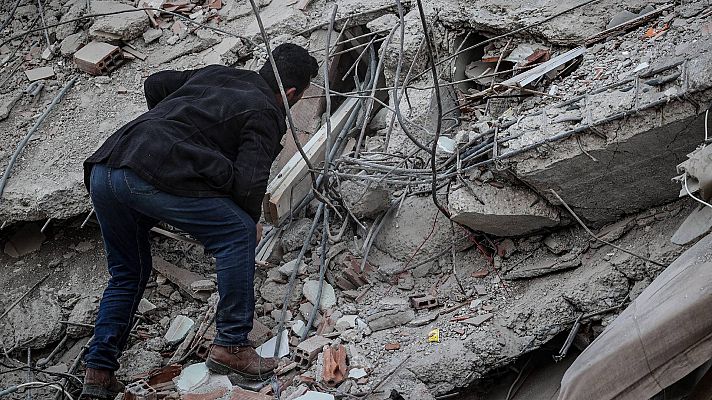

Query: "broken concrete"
<box><xmin>59</xmin><ymin>32</ymin><xmax>86</xmax><ymax>57</ymax></box>
<box><xmin>374</xmin><ymin>195</ymin><xmax>467</xmax><ymax>262</ymax></box>
<box><xmin>0</xmin><ymin>288</ymin><xmax>63</xmax><ymax>349</ymax></box>
<box><xmin>89</xmin><ymin>1</ymin><xmax>151</xmax><ymax>41</ymax></box>
<box><xmin>339</xmin><ymin>181</ymin><xmax>392</xmax><ymax>219</ymax></box>
<box><xmin>303</xmin><ymin>279</ymin><xmax>337</xmax><ymax>309</ymax></box>
<box><xmin>66</xmin><ymin>295</ymin><xmax>100</xmax><ymax>338</ymax></box>
<box><xmin>449</xmin><ymin>183</ymin><xmax>560</xmax><ymax>236</ymax></box>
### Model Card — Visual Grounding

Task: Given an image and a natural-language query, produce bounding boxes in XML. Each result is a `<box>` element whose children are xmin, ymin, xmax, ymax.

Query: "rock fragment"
<box><xmin>89</xmin><ymin>1</ymin><xmax>150</xmax><ymax>41</ymax></box>
<box><xmin>66</xmin><ymin>296</ymin><xmax>100</xmax><ymax>338</ymax></box>
<box><xmin>303</xmin><ymin>280</ymin><xmax>337</xmax><ymax>309</ymax></box>
<box><xmin>164</xmin><ymin>315</ymin><xmax>194</xmax><ymax>346</ymax></box>
<box><xmin>60</xmin><ymin>32</ymin><xmax>85</xmax><ymax>57</ymax></box>
<box><xmin>449</xmin><ymin>184</ymin><xmax>560</xmax><ymax>236</ymax></box>
<box><xmin>366</xmin><ymin>308</ymin><xmax>415</xmax><ymax>332</ymax></box>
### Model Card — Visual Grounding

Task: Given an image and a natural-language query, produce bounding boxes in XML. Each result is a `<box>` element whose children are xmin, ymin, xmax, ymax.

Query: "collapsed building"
<box><xmin>1</xmin><ymin>0</ymin><xmax>711</xmax><ymax>399</ymax></box>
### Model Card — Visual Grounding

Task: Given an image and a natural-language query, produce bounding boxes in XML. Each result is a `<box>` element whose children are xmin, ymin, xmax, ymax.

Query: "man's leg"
<box><xmin>113</xmin><ymin>168</ymin><xmax>275</xmax><ymax>379</ymax></box>
<box><xmin>84</xmin><ymin>164</ymin><xmax>156</xmax><ymax>395</ymax></box>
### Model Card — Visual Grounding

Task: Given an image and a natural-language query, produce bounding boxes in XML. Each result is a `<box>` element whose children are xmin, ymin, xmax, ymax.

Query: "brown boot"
<box><xmin>79</xmin><ymin>368</ymin><xmax>125</xmax><ymax>400</ymax></box>
<box><xmin>206</xmin><ymin>345</ymin><xmax>278</xmax><ymax>380</ymax></box>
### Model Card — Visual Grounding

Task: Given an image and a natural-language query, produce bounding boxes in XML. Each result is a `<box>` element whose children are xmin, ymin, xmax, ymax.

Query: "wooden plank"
<box><xmin>501</xmin><ymin>46</ymin><xmax>586</xmax><ymax>88</ymax></box>
<box><xmin>264</xmin><ymin>97</ymin><xmax>359</xmax><ymax>225</ymax></box>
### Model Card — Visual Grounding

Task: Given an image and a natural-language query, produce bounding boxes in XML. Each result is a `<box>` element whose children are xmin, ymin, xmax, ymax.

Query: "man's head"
<box><xmin>259</xmin><ymin>43</ymin><xmax>319</xmax><ymax>108</ymax></box>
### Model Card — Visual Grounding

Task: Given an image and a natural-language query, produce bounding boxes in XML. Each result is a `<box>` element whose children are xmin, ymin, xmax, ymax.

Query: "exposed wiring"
<box><xmin>705</xmin><ymin>108</ymin><xmax>709</xmax><ymax>142</ymax></box>
<box><xmin>415</xmin><ymin>0</ymin><xmax>451</xmax><ymax>219</ymax></box>
<box><xmin>684</xmin><ymin>173</ymin><xmax>712</xmax><ymax>209</ymax></box>
<box><xmin>0</xmin><ymin>382</ymin><xmax>74</xmax><ymax>400</ymax></box>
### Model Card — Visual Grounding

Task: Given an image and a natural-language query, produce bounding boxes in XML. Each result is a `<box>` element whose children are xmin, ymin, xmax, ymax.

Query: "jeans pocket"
<box><xmin>123</xmin><ymin>169</ymin><xmax>160</xmax><ymax>196</ymax></box>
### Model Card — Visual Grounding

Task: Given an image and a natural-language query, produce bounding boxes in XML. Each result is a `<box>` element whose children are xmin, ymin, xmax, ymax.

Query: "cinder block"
<box><xmin>73</xmin><ymin>41</ymin><xmax>123</xmax><ymax>75</ymax></box>
<box><xmin>409</xmin><ymin>294</ymin><xmax>438</xmax><ymax>310</ymax></box>
<box><xmin>294</xmin><ymin>335</ymin><xmax>330</xmax><ymax>368</ymax></box>
<box><xmin>124</xmin><ymin>380</ymin><xmax>157</xmax><ymax>400</ymax></box>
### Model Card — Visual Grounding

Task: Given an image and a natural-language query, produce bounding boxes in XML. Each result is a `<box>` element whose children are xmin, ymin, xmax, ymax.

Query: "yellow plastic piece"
<box><xmin>428</xmin><ymin>328</ymin><xmax>440</xmax><ymax>343</ymax></box>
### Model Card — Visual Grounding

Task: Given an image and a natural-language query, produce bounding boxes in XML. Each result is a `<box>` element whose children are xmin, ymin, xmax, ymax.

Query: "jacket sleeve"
<box><xmin>143</xmin><ymin>69</ymin><xmax>198</xmax><ymax>110</ymax></box>
<box><xmin>232</xmin><ymin>110</ymin><xmax>283</xmax><ymax>222</ymax></box>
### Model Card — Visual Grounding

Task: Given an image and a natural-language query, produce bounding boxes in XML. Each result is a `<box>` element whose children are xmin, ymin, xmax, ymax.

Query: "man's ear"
<box><xmin>285</xmin><ymin>87</ymin><xmax>298</xmax><ymax>101</ymax></box>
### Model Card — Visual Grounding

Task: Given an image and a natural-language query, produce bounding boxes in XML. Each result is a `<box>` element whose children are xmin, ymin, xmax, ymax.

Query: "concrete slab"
<box><xmin>449</xmin><ymin>183</ymin><xmax>560</xmax><ymax>236</ymax></box>
<box><xmin>89</xmin><ymin>1</ymin><xmax>150</xmax><ymax>41</ymax></box>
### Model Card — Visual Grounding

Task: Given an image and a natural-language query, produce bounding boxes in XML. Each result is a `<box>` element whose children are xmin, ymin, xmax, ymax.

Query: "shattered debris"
<box><xmin>2</xmin><ymin>0</ymin><xmax>712</xmax><ymax>398</ymax></box>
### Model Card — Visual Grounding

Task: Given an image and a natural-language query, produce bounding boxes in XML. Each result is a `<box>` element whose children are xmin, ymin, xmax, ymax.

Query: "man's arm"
<box><xmin>143</xmin><ymin>69</ymin><xmax>199</xmax><ymax>110</ymax></box>
<box><xmin>232</xmin><ymin>110</ymin><xmax>283</xmax><ymax>221</ymax></box>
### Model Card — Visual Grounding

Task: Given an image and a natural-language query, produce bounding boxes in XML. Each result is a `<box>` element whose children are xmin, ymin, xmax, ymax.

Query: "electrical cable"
<box><xmin>0</xmin><ymin>382</ymin><xmax>74</xmax><ymax>400</ymax></box>
<box><xmin>684</xmin><ymin>173</ymin><xmax>712</xmax><ymax>209</ymax></box>
<box><xmin>415</xmin><ymin>0</ymin><xmax>451</xmax><ymax>219</ymax></box>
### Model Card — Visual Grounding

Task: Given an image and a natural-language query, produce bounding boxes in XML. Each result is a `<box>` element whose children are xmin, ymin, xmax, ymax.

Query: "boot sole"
<box><xmin>205</xmin><ymin>357</ymin><xmax>274</xmax><ymax>381</ymax></box>
<box><xmin>79</xmin><ymin>384</ymin><xmax>122</xmax><ymax>400</ymax></box>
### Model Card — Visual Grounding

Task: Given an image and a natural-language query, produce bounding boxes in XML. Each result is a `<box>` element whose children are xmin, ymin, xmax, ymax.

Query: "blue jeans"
<box><xmin>85</xmin><ymin>164</ymin><xmax>256</xmax><ymax>371</ymax></box>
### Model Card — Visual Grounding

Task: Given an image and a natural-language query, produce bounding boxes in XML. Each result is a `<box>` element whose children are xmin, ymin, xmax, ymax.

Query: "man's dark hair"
<box><xmin>259</xmin><ymin>43</ymin><xmax>319</xmax><ymax>95</ymax></box>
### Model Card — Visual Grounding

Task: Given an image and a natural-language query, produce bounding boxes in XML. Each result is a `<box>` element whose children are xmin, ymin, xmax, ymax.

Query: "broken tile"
<box><xmin>24</xmin><ymin>66</ymin><xmax>55</xmax><ymax>82</ymax></box>
<box><xmin>463</xmin><ymin>313</ymin><xmax>493</xmax><ymax>326</ymax></box>
<box><xmin>255</xmin><ymin>330</ymin><xmax>289</xmax><ymax>358</ymax></box>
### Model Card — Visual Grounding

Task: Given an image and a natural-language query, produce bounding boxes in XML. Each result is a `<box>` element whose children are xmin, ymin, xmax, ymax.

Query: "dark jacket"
<box><xmin>83</xmin><ymin>65</ymin><xmax>286</xmax><ymax>222</ymax></box>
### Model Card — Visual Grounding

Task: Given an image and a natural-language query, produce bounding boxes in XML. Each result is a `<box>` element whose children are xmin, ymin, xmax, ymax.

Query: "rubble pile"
<box><xmin>1</xmin><ymin>0</ymin><xmax>712</xmax><ymax>399</ymax></box>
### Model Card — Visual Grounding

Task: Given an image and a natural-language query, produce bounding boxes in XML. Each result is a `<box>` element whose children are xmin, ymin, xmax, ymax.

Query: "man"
<box><xmin>80</xmin><ymin>43</ymin><xmax>319</xmax><ymax>399</ymax></box>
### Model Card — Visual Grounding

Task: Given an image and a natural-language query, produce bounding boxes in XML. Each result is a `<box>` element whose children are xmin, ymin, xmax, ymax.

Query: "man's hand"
<box><xmin>256</xmin><ymin>223</ymin><xmax>263</xmax><ymax>245</ymax></box>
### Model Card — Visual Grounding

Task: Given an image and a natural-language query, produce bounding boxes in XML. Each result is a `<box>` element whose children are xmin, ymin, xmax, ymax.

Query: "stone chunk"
<box><xmin>450</xmin><ymin>184</ymin><xmax>560</xmax><ymax>236</ymax></box>
<box><xmin>60</xmin><ymin>32</ymin><xmax>85</xmax><ymax>57</ymax></box>
<box><xmin>66</xmin><ymin>296</ymin><xmax>100</xmax><ymax>338</ymax></box>
<box><xmin>89</xmin><ymin>1</ymin><xmax>150</xmax><ymax>41</ymax></box>
<box><xmin>190</xmin><ymin>279</ymin><xmax>216</xmax><ymax>293</ymax></box>
<box><xmin>25</xmin><ymin>67</ymin><xmax>55</xmax><ymax>81</ymax></box>
<box><xmin>164</xmin><ymin>315</ymin><xmax>194</xmax><ymax>346</ymax></box>
<box><xmin>303</xmin><ymin>280</ymin><xmax>337</xmax><ymax>309</ymax></box>
<box><xmin>339</xmin><ymin>180</ymin><xmax>391</xmax><ymax>218</ymax></box>
<box><xmin>279</xmin><ymin>259</ymin><xmax>307</xmax><ymax>277</ymax></box>
<box><xmin>175</xmin><ymin>362</ymin><xmax>232</xmax><ymax>398</ymax></box>
<box><xmin>0</xmin><ymin>288</ymin><xmax>63</xmax><ymax>349</ymax></box>
<box><xmin>293</xmin><ymin>392</ymin><xmax>334</xmax><ymax>400</ymax></box>
<box><xmin>143</xmin><ymin>28</ymin><xmax>163</xmax><ymax>44</ymax></box>
<box><xmin>73</xmin><ymin>41</ymin><xmax>123</xmax><ymax>76</ymax></box>
<box><xmin>463</xmin><ymin>313</ymin><xmax>493</xmax><ymax>326</ymax></box>
<box><xmin>116</xmin><ymin>345</ymin><xmax>163</xmax><ymax>381</ymax></box>
<box><xmin>335</xmin><ymin>315</ymin><xmax>357</xmax><ymax>332</ymax></box>
<box><xmin>504</xmin><ymin>252</ymin><xmax>581</xmax><ymax>280</ymax></box>
<box><xmin>366</xmin><ymin>308</ymin><xmax>415</xmax><ymax>332</ymax></box>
